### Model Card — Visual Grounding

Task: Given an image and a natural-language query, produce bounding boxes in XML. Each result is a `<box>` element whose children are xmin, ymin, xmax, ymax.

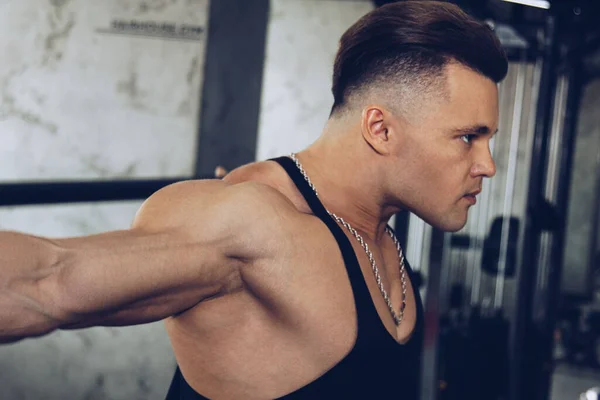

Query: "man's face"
<box><xmin>391</xmin><ymin>63</ymin><xmax>499</xmax><ymax>232</ymax></box>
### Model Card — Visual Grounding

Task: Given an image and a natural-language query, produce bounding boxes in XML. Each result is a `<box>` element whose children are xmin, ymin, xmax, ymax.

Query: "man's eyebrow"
<box><xmin>453</xmin><ymin>125</ymin><xmax>499</xmax><ymax>136</ymax></box>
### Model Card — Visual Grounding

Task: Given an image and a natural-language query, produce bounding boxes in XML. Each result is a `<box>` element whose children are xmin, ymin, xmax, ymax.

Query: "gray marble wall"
<box><xmin>0</xmin><ymin>0</ymin><xmax>209</xmax><ymax>399</ymax></box>
<box><xmin>256</xmin><ymin>0</ymin><xmax>374</xmax><ymax>160</ymax></box>
<box><xmin>0</xmin><ymin>0</ymin><xmax>208</xmax><ymax>182</ymax></box>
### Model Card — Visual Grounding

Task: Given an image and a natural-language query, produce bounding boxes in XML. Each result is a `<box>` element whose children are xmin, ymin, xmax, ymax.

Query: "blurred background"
<box><xmin>0</xmin><ymin>0</ymin><xmax>599</xmax><ymax>399</ymax></box>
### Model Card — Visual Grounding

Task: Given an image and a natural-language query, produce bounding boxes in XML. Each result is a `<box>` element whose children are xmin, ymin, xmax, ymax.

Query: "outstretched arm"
<box><xmin>0</xmin><ymin>180</ymin><xmax>269</xmax><ymax>344</ymax></box>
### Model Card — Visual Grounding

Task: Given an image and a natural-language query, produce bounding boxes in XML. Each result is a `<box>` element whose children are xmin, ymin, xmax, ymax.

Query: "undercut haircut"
<box><xmin>330</xmin><ymin>0</ymin><xmax>508</xmax><ymax>117</ymax></box>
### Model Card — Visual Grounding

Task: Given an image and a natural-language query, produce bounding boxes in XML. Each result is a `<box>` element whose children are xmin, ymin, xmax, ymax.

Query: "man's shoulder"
<box><xmin>221</xmin><ymin>160</ymin><xmax>302</xmax><ymax>212</ymax></box>
<box><xmin>134</xmin><ymin>167</ymin><xmax>302</xmax><ymax>233</ymax></box>
<box><xmin>148</xmin><ymin>177</ymin><xmax>290</xmax><ymax>205</ymax></box>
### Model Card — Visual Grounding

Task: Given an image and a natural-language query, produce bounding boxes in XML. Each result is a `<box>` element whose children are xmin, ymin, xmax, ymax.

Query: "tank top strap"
<box><xmin>270</xmin><ymin>156</ymin><xmax>379</xmax><ymax>332</ymax></box>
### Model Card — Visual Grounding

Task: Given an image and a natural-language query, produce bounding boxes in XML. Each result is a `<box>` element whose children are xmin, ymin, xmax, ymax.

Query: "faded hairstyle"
<box><xmin>330</xmin><ymin>1</ymin><xmax>508</xmax><ymax>117</ymax></box>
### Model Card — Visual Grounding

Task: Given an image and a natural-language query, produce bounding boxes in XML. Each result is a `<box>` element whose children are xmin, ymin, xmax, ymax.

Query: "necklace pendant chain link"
<box><xmin>289</xmin><ymin>153</ymin><xmax>407</xmax><ymax>326</ymax></box>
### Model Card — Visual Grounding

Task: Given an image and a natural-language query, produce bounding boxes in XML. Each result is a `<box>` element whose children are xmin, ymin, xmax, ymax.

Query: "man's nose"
<box><xmin>472</xmin><ymin>144</ymin><xmax>496</xmax><ymax>178</ymax></box>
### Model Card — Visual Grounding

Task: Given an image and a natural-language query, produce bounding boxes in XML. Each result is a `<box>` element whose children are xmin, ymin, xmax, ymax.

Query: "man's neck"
<box><xmin>294</xmin><ymin>138</ymin><xmax>400</xmax><ymax>244</ymax></box>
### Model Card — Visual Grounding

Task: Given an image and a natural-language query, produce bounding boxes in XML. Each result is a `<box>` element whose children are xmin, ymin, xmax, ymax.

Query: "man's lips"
<box><xmin>463</xmin><ymin>189</ymin><xmax>481</xmax><ymax>205</ymax></box>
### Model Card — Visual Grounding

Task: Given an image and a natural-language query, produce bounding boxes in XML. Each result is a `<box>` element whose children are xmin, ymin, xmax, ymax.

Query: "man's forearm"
<box><xmin>0</xmin><ymin>231</ymin><xmax>67</xmax><ymax>344</ymax></box>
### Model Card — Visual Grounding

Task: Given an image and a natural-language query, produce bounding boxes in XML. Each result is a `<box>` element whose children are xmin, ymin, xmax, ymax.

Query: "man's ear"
<box><xmin>360</xmin><ymin>106</ymin><xmax>395</xmax><ymax>155</ymax></box>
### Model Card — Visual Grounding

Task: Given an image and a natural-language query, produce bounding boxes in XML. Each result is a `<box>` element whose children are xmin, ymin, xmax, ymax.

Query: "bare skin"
<box><xmin>0</xmin><ymin>63</ymin><xmax>498</xmax><ymax>399</ymax></box>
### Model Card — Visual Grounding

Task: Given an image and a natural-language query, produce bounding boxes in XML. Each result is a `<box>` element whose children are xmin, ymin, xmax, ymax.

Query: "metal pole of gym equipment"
<box><xmin>590</xmin><ymin>141</ymin><xmax>600</xmax><ymax>301</ymax></box>
<box><xmin>419</xmin><ymin>229</ymin><xmax>447</xmax><ymax>400</ymax></box>
<box><xmin>533</xmin><ymin>14</ymin><xmax>586</xmax><ymax>396</ymax></box>
<box><xmin>193</xmin><ymin>0</ymin><xmax>268</xmax><ymax>176</ymax></box>
<box><xmin>508</xmin><ymin>14</ymin><xmax>560</xmax><ymax>400</ymax></box>
<box><xmin>0</xmin><ymin>178</ymin><xmax>204</xmax><ymax>206</ymax></box>
<box><xmin>590</xmin><ymin>122</ymin><xmax>600</xmax><ymax>301</ymax></box>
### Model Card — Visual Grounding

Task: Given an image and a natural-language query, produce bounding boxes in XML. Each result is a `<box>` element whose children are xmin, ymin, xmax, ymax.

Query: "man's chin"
<box><xmin>422</xmin><ymin>216</ymin><xmax>467</xmax><ymax>233</ymax></box>
<box><xmin>444</xmin><ymin>222</ymin><xmax>467</xmax><ymax>233</ymax></box>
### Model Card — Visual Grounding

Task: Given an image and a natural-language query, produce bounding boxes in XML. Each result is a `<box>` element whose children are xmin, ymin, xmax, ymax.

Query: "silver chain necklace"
<box><xmin>289</xmin><ymin>153</ymin><xmax>407</xmax><ymax>326</ymax></box>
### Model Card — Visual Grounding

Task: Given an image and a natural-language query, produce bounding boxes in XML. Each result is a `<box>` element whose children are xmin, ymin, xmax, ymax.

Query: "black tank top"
<box><xmin>165</xmin><ymin>156</ymin><xmax>424</xmax><ymax>399</ymax></box>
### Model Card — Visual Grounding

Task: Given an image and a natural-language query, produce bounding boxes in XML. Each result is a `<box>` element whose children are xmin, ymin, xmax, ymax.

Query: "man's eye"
<box><xmin>461</xmin><ymin>134</ymin><xmax>475</xmax><ymax>144</ymax></box>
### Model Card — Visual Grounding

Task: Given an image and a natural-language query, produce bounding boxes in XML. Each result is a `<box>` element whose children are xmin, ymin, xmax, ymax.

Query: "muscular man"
<box><xmin>0</xmin><ymin>2</ymin><xmax>508</xmax><ymax>399</ymax></box>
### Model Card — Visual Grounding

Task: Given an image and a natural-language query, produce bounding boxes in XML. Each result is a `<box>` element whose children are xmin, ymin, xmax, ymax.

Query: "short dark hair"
<box><xmin>330</xmin><ymin>0</ymin><xmax>508</xmax><ymax>116</ymax></box>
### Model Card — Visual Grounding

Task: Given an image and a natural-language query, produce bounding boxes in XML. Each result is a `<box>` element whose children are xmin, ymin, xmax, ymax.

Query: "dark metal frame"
<box><xmin>394</xmin><ymin>211</ymin><xmax>411</xmax><ymax>250</ymax></box>
<box><xmin>194</xmin><ymin>0</ymin><xmax>269</xmax><ymax>176</ymax></box>
<box><xmin>590</xmin><ymin>149</ymin><xmax>600</xmax><ymax>301</ymax></box>
<box><xmin>508</xmin><ymin>14</ymin><xmax>560</xmax><ymax>400</ymax></box>
<box><xmin>420</xmin><ymin>229</ymin><xmax>448</xmax><ymax>400</ymax></box>
<box><xmin>0</xmin><ymin>178</ymin><xmax>206</xmax><ymax>206</ymax></box>
<box><xmin>534</xmin><ymin>45</ymin><xmax>585</xmax><ymax>400</ymax></box>
<box><xmin>509</xmin><ymin>4</ymin><xmax>592</xmax><ymax>398</ymax></box>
